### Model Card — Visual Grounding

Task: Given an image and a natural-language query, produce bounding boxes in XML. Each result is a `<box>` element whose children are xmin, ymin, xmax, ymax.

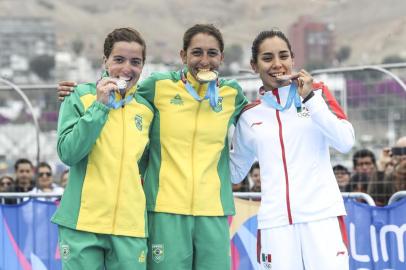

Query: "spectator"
<box><xmin>391</xmin><ymin>136</ymin><xmax>406</xmax><ymax>169</ymax></box>
<box><xmin>376</xmin><ymin>136</ymin><xmax>405</xmax><ymax>178</ymax></box>
<box><xmin>352</xmin><ymin>149</ymin><xmax>389</xmax><ymax>205</ymax></box>
<box><xmin>249</xmin><ymin>161</ymin><xmax>261</xmax><ymax>192</ymax></box>
<box><xmin>232</xmin><ymin>177</ymin><xmax>250</xmax><ymax>192</ymax></box>
<box><xmin>31</xmin><ymin>162</ymin><xmax>64</xmax><ymax>201</ymax></box>
<box><xmin>376</xmin><ymin>155</ymin><xmax>406</xmax><ymax>205</ymax></box>
<box><xmin>333</xmin><ymin>164</ymin><xmax>351</xmax><ymax>192</ymax></box>
<box><xmin>392</xmin><ymin>159</ymin><xmax>406</xmax><ymax>193</ymax></box>
<box><xmin>352</xmin><ymin>149</ymin><xmax>377</xmax><ymax>179</ymax></box>
<box><xmin>13</xmin><ymin>158</ymin><xmax>34</xmax><ymax>192</ymax></box>
<box><xmin>349</xmin><ymin>173</ymin><xmax>369</xmax><ymax>193</ymax></box>
<box><xmin>59</xmin><ymin>169</ymin><xmax>69</xmax><ymax>189</ymax></box>
<box><xmin>0</xmin><ymin>175</ymin><xmax>14</xmax><ymax>192</ymax></box>
<box><xmin>0</xmin><ymin>175</ymin><xmax>15</xmax><ymax>204</ymax></box>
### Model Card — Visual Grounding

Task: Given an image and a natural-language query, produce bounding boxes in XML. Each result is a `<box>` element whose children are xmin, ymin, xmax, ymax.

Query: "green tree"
<box><xmin>29</xmin><ymin>55</ymin><xmax>55</xmax><ymax>81</ymax></box>
<box><xmin>382</xmin><ymin>55</ymin><xmax>406</xmax><ymax>64</ymax></box>
<box><xmin>336</xmin><ymin>46</ymin><xmax>351</xmax><ymax>64</ymax></box>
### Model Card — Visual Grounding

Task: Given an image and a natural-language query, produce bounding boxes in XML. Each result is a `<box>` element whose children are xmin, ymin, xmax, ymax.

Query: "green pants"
<box><xmin>147</xmin><ymin>212</ymin><xmax>231</xmax><ymax>270</ymax></box>
<box><xmin>58</xmin><ymin>225</ymin><xmax>147</xmax><ymax>270</ymax></box>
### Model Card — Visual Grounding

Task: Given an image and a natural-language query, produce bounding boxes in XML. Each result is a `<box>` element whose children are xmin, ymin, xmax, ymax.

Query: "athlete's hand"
<box><xmin>57</xmin><ymin>81</ymin><xmax>77</xmax><ymax>101</ymax></box>
<box><xmin>295</xmin><ymin>69</ymin><xmax>314</xmax><ymax>98</ymax></box>
<box><xmin>96</xmin><ymin>78</ymin><xmax>119</xmax><ymax>105</ymax></box>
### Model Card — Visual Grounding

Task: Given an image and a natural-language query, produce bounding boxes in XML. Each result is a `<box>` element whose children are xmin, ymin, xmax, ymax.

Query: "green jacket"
<box><xmin>52</xmin><ymin>83</ymin><xmax>153</xmax><ymax>237</ymax></box>
<box><xmin>138</xmin><ymin>70</ymin><xmax>248</xmax><ymax>216</ymax></box>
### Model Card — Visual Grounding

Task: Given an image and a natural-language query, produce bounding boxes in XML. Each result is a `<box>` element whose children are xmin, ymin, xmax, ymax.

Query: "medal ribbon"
<box><xmin>106</xmin><ymin>92</ymin><xmax>133</xmax><ymax>109</ymax></box>
<box><xmin>180</xmin><ymin>69</ymin><xmax>219</xmax><ymax>108</ymax></box>
<box><xmin>261</xmin><ymin>83</ymin><xmax>302</xmax><ymax>112</ymax></box>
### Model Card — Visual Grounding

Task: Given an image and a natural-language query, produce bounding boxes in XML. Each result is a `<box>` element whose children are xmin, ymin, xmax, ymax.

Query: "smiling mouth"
<box><xmin>119</xmin><ymin>76</ymin><xmax>133</xmax><ymax>82</ymax></box>
<box><xmin>269</xmin><ymin>72</ymin><xmax>285</xmax><ymax>78</ymax></box>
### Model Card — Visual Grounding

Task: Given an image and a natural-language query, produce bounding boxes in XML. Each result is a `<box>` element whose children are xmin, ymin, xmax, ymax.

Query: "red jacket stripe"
<box><xmin>242</xmin><ymin>99</ymin><xmax>261</xmax><ymax>113</ymax></box>
<box><xmin>313</xmin><ymin>82</ymin><xmax>347</xmax><ymax>120</ymax></box>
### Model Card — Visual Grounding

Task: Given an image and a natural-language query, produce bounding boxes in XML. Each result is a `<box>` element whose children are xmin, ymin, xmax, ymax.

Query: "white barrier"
<box><xmin>388</xmin><ymin>190</ymin><xmax>406</xmax><ymax>205</ymax></box>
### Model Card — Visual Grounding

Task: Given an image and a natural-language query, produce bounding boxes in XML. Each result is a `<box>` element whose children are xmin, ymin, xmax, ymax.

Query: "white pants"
<box><xmin>257</xmin><ymin>216</ymin><xmax>349</xmax><ymax>270</ymax></box>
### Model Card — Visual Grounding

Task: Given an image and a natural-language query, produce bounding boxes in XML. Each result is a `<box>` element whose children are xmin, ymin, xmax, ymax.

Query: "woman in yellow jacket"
<box><xmin>52</xmin><ymin>27</ymin><xmax>153</xmax><ymax>270</ymax></box>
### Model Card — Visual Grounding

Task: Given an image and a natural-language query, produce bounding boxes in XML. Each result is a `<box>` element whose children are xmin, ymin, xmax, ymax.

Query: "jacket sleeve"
<box><xmin>57</xmin><ymin>89</ymin><xmax>110</xmax><ymax>166</ymax></box>
<box><xmin>136</xmin><ymin>75</ymin><xmax>157</xmax><ymax>103</ymax></box>
<box><xmin>229</xmin><ymin>115</ymin><xmax>256</xmax><ymax>183</ymax></box>
<box><xmin>305</xmin><ymin>84</ymin><xmax>355</xmax><ymax>153</ymax></box>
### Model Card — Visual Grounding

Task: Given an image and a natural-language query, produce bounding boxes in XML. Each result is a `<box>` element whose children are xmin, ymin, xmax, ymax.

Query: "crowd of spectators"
<box><xmin>0</xmin><ymin>158</ymin><xmax>68</xmax><ymax>204</ymax></box>
<box><xmin>1</xmin><ymin>135</ymin><xmax>405</xmax><ymax>206</ymax></box>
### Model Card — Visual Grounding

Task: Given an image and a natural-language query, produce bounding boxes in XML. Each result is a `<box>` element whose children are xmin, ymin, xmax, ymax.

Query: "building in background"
<box><xmin>289</xmin><ymin>16</ymin><xmax>335</xmax><ymax>70</ymax></box>
<box><xmin>0</xmin><ymin>17</ymin><xmax>56</xmax><ymax>83</ymax></box>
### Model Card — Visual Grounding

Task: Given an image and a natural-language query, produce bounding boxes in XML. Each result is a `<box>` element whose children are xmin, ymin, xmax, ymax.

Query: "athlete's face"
<box><xmin>104</xmin><ymin>41</ymin><xmax>144</xmax><ymax>91</ymax></box>
<box><xmin>180</xmin><ymin>33</ymin><xmax>224</xmax><ymax>82</ymax></box>
<box><xmin>251</xmin><ymin>37</ymin><xmax>294</xmax><ymax>90</ymax></box>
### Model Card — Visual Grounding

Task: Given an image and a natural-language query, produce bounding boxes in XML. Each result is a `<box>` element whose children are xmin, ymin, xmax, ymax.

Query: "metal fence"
<box><xmin>3</xmin><ymin>191</ymin><xmax>404</xmax><ymax>205</ymax></box>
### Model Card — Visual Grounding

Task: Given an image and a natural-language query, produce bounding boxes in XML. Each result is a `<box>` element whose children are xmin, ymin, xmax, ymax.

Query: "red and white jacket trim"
<box><xmin>230</xmin><ymin>83</ymin><xmax>355</xmax><ymax>229</ymax></box>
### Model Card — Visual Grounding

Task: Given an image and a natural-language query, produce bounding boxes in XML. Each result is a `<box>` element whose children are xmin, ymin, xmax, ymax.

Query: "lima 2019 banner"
<box><xmin>1</xmin><ymin>197</ymin><xmax>406</xmax><ymax>270</ymax></box>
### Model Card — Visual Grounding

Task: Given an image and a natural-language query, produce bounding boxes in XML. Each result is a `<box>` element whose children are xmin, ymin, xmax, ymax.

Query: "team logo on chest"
<box><xmin>261</xmin><ymin>253</ymin><xmax>272</xmax><ymax>269</ymax></box>
<box><xmin>170</xmin><ymin>94</ymin><xmax>184</xmax><ymax>105</ymax></box>
<box><xmin>135</xmin><ymin>114</ymin><xmax>143</xmax><ymax>131</ymax></box>
<box><xmin>212</xmin><ymin>96</ymin><xmax>223</xmax><ymax>113</ymax></box>
<box><xmin>297</xmin><ymin>105</ymin><xmax>310</xmax><ymax>118</ymax></box>
<box><xmin>152</xmin><ymin>244</ymin><xmax>164</xmax><ymax>263</ymax></box>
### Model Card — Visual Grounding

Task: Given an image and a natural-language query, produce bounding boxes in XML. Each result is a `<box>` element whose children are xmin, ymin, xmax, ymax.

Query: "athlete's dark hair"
<box><xmin>251</xmin><ymin>28</ymin><xmax>294</xmax><ymax>64</ymax></box>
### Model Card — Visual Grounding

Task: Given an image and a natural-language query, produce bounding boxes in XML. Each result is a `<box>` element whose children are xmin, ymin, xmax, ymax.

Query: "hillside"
<box><xmin>1</xmin><ymin>0</ymin><xmax>405</xmax><ymax>67</ymax></box>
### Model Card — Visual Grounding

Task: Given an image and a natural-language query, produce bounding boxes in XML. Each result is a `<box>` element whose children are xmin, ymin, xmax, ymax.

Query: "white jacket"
<box><xmin>230</xmin><ymin>83</ymin><xmax>355</xmax><ymax>229</ymax></box>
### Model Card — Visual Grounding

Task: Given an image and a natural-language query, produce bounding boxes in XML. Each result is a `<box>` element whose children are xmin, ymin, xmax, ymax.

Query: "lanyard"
<box><xmin>180</xmin><ymin>69</ymin><xmax>219</xmax><ymax>108</ymax></box>
<box><xmin>106</xmin><ymin>92</ymin><xmax>133</xmax><ymax>109</ymax></box>
<box><xmin>261</xmin><ymin>84</ymin><xmax>302</xmax><ymax>112</ymax></box>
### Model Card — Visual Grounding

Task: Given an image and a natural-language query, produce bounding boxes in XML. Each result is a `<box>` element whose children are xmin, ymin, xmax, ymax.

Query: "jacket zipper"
<box><xmin>190</xmin><ymin>101</ymin><xmax>202</xmax><ymax>214</ymax></box>
<box><xmin>274</xmin><ymin>89</ymin><xmax>293</xmax><ymax>224</ymax></box>
<box><xmin>112</xmin><ymin>107</ymin><xmax>126</xmax><ymax>231</ymax></box>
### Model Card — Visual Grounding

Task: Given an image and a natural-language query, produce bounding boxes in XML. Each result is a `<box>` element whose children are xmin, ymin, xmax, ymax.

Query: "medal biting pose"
<box><xmin>138</xmin><ymin>24</ymin><xmax>247</xmax><ymax>270</ymax></box>
<box><xmin>56</xmin><ymin>24</ymin><xmax>248</xmax><ymax>270</ymax></box>
<box><xmin>52</xmin><ymin>28</ymin><xmax>153</xmax><ymax>270</ymax></box>
<box><xmin>230</xmin><ymin>29</ymin><xmax>355</xmax><ymax>270</ymax></box>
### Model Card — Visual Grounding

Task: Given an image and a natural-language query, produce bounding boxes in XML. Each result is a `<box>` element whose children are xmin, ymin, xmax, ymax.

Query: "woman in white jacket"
<box><xmin>230</xmin><ymin>29</ymin><xmax>355</xmax><ymax>270</ymax></box>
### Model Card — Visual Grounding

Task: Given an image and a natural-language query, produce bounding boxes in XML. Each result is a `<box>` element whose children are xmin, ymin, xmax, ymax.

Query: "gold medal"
<box><xmin>196</xmin><ymin>70</ymin><xmax>218</xmax><ymax>82</ymax></box>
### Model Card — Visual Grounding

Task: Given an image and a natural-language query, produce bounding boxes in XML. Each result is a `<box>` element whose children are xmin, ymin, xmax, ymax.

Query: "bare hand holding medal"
<box><xmin>96</xmin><ymin>77</ymin><xmax>128</xmax><ymax>107</ymax></box>
<box><xmin>276</xmin><ymin>69</ymin><xmax>314</xmax><ymax>99</ymax></box>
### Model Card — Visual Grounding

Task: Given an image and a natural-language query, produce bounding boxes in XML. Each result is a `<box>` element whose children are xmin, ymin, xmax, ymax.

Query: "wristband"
<box><xmin>302</xmin><ymin>91</ymin><xmax>315</xmax><ymax>103</ymax></box>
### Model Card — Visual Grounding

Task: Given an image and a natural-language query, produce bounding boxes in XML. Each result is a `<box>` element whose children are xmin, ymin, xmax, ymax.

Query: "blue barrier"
<box><xmin>1</xmin><ymin>199</ymin><xmax>60</xmax><ymax>270</ymax></box>
<box><xmin>1</xmin><ymin>197</ymin><xmax>406</xmax><ymax>270</ymax></box>
<box><xmin>345</xmin><ymin>197</ymin><xmax>406</xmax><ymax>269</ymax></box>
